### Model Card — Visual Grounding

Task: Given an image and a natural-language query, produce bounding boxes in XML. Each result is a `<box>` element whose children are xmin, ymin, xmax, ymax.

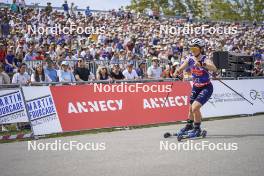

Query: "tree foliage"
<box><xmin>128</xmin><ymin>0</ymin><xmax>264</xmax><ymax>21</ymax></box>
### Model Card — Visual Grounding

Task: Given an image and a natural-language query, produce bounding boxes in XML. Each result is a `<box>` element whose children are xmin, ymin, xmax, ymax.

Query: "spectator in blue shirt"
<box><xmin>254</xmin><ymin>49</ymin><xmax>262</xmax><ymax>61</ymax></box>
<box><xmin>57</xmin><ymin>61</ymin><xmax>75</xmax><ymax>83</ymax></box>
<box><xmin>136</xmin><ymin>61</ymin><xmax>146</xmax><ymax>78</ymax></box>
<box><xmin>116</xmin><ymin>42</ymin><xmax>124</xmax><ymax>51</ymax></box>
<box><xmin>62</xmin><ymin>1</ymin><xmax>69</xmax><ymax>15</ymax></box>
<box><xmin>45</xmin><ymin>59</ymin><xmax>58</xmax><ymax>82</ymax></box>
<box><xmin>5</xmin><ymin>48</ymin><xmax>17</xmax><ymax>73</ymax></box>
<box><xmin>85</xmin><ymin>6</ymin><xmax>92</xmax><ymax>17</ymax></box>
<box><xmin>10</xmin><ymin>0</ymin><xmax>19</xmax><ymax>13</ymax></box>
<box><xmin>24</xmin><ymin>47</ymin><xmax>36</xmax><ymax>61</ymax></box>
<box><xmin>1</xmin><ymin>18</ymin><xmax>10</xmax><ymax>38</ymax></box>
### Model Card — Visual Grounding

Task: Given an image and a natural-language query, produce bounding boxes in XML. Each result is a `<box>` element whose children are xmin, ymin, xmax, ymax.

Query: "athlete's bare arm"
<box><xmin>173</xmin><ymin>59</ymin><xmax>188</xmax><ymax>77</ymax></box>
<box><xmin>204</xmin><ymin>59</ymin><xmax>217</xmax><ymax>72</ymax></box>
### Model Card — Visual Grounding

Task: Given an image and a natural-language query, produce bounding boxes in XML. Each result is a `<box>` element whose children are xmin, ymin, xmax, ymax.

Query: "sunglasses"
<box><xmin>190</xmin><ymin>47</ymin><xmax>200</xmax><ymax>52</ymax></box>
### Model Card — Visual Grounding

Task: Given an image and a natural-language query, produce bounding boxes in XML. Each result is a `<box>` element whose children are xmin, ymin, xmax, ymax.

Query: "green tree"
<box><xmin>241</xmin><ymin>0</ymin><xmax>264</xmax><ymax>21</ymax></box>
<box><xmin>169</xmin><ymin>0</ymin><xmax>187</xmax><ymax>16</ymax></box>
<box><xmin>210</xmin><ymin>0</ymin><xmax>242</xmax><ymax>21</ymax></box>
<box><xmin>185</xmin><ymin>0</ymin><xmax>204</xmax><ymax>18</ymax></box>
<box><xmin>128</xmin><ymin>0</ymin><xmax>187</xmax><ymax>16</ymax></box>
<box><xmin>210</xmin><ymin>0</ymin><xmax>264</xmax><ymax>21</ymax></box>
<box><xmin>128</xmin><ymin>0</ymin><xmax>263</xmax><ymax>21</ymax></box>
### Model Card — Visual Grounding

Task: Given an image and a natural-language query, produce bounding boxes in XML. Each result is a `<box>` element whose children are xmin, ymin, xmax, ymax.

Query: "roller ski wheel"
<box><xmin>176</xmin><ymin>129</ymin><xmax>207</xmax><ymax>141</ymax></box>
<box><xmin>201</xmin><ymin>130</ymin><xmax>207</xmax><ymax>138</ymax></box>
<box><xmin>164</xmin><ymin>132</ymin><xmax>178</xmax><ymax>138</ymax></box>
<box><xmin>164</xmin><ymin>132</ymin><xmax>172</xmax><ymax>138</ymax></box>
<box><xmin>177</xmin><ymin>134</ymin><xmax>183</xmax><ymax>142</ymax></box>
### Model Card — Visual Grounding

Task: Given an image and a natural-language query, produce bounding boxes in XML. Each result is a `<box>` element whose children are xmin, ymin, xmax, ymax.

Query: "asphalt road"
<box><xmin>1</xmin><ymin>115</ymin><xmax>264</xmax><ymax>176</ymax></box>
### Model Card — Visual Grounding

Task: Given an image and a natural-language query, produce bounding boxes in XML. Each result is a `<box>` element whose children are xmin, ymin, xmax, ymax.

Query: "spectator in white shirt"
<box><xmin>147</xmin><ymin>57</ymin><xmax>162</xmax><ymax>79</ymax></box>
<box><xmin>122</xmin><ymin>62</ymin><xmax>138</xmax><ymax>80</ymax></box>
<box><xmin>31</xmin><ymin>64</ymin><xmax>52</xmax><ymax>83</ymax></box>
<box><xmin>12</xmin><ymin>63</ymin><xmax>31</xmax><ymax>85</ymax></box>
<box><xmin>90</xmin><ymin>44</ymin><xmax>97</xmax><ymax>58</ymax></box>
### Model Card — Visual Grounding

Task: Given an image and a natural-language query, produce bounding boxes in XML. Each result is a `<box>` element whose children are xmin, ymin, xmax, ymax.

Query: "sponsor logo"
<box><xmin>27</xmin><ymin>95</ymin><xmax>57</xmax><ymax>126</ymax></box>
<box><xmin>250</xmin><ymin>89</ymin><xmax>264</xmax><ymax>103</ymax></box>
<box><xmin>0</xmin><ymin>91</ymin><xmax>27</xmax><ymax>124</ymax></box>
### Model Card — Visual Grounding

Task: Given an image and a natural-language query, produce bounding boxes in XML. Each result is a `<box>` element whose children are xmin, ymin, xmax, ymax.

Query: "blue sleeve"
<box><xmin>187</xmin><ymin>57</ymin><xmax>194</xmax><ymax>67</ymax></box>
<box><xmin>71</xmin><ymin>72</ymin><xmax>76</xmax><ymax>82</ymax></box>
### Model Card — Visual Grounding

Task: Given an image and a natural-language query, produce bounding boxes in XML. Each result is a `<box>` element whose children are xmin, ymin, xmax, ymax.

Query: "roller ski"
<box><xmin>164</xmin><ymin>122</ymin><xmax>194</xmax><ymax>138</ymax></box>
<box><xmin>177</xmin><ymin>128</ymin><xmax>207</xmax><ymax>142</ymax></box>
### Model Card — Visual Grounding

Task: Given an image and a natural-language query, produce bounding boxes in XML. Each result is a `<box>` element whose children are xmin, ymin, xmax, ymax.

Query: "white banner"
<box><xmin>0</xmin><ymin>89</ymin><xmax>28</xmax><ymax>124</ymax></box>
<box><xmin>202</xmin><ymin>80</ymin><xmax>264</xmax><ymax>118</ymax></box>
<box><xmin>227</xmin><ymin>79</ymin><xmax>264</xmax><ymax>114</ymax></box>
<box><xmin>22</xmin><ymin>86</ymin><xmax>62</xmax><ymax>135</ymax></box>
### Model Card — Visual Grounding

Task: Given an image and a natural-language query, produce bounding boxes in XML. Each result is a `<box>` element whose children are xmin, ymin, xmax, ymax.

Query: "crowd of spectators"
<box><xmin>0</xmin><ymin>0</ymin><xmax>263</xmax><ymax>85</ymax></box>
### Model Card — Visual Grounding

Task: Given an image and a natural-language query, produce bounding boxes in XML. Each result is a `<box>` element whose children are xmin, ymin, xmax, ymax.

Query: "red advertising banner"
<box><xmin>50</xmin><ymin>81</ymin><xmax>192</xmax><ymax>132</ymax></box>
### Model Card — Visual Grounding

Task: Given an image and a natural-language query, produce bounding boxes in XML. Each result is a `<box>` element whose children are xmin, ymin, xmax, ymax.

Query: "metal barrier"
<box><xmin>237</xmin><ymin>76</ymin><xmax>264</xmax><ymax>80</ymax></box>
<box><xmin>23</xmin><ymin>59</ymin><xmax>171</xmax><ymax>75</ymax></box>
<box><xmin>214</xmin><ymin>77</ymin><xmax>236</xmax><ymax>80</ymax></box>
<box><xmin>0</xmin><ymin>78</ymin><xmax>181</xmax><ymax>88</ymax></box>
<box><xmin>0</xmin><ymin>77</ymin><xmax>242</xmax><ymax>89</ymax></box>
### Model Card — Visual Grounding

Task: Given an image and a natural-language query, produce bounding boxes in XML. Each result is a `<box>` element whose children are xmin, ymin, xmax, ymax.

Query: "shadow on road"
<box><xmin>207</xmin><ymin>134</ymin><xmax>264</xmax><ymax>139</ymax></box>
<box><xmin>162</xmin><ymin>134</ymin><xmax>264</xmax><ymax>142</ymax></box>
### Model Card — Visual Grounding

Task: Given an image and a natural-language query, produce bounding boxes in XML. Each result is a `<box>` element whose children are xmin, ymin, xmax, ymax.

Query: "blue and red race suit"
<box><xmin>187</xmin><ymin>55</ymin><xmax>213</xmax><ymax>105</ymax></box>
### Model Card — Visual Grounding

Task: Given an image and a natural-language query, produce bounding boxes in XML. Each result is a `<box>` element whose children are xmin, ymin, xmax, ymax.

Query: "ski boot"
<box><xmin>177</xmin><ymin>128</ymin><xmax>207</xmax><ymax>141</ymax></box>
<box><xmin>176</xmin><ymin>123</ymin><xmax>194</xmax><ymax>136</ymax></box>
<box><xmin>164</xmin><ymin>123</ymin><xmax>193</xmax><ymax>138</ymax></box>
<box><xmin>187</xmin><ymin>128</ymin><xmax>202</xmax><ymax>138</ymax></box>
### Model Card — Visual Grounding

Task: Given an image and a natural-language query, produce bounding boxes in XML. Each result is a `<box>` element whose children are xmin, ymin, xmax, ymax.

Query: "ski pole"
<box><xmin>205</xmin><ymin>70</ymin><xmax>254</xmax><ymax>106</ymax></box>
<box><xmin>213</xmin><ymin>76</ymin><xmax>254</xmax><ymax>105</ymax></box>
<box><xmin>162</xmin><ymin>76</ymin><xmax>182</xmax><ymax>107</ymax></box>
<box><xmin>162</xmin><ymin>81</ymin><xmax>174</xmax><ymax>107</ymax></box>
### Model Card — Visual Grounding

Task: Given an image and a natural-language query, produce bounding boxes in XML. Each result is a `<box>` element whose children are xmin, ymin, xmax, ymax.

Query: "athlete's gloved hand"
<box><xmin>194</xmin><ymin>61</ymin><xmax>202</xmax><ymax>67</ymax></box>
<box><xmin>173</xmin><ymin>70</ymin><xmax>180</xmax><ymax>78</ymax></box>
<box><xmin>195</xmin><ymin>61</ymin><xmax>207</xmax><ymax>68</ymax></box>
<box><xmin>173</xmin><ymin>70</ymin><xmax>183</xmax><ymax>80</ymax></box>
<box><xmin>176</xmin><ymin>74</ymin><xmax>183</xmax><ymax>80</ymax></box>
<box><xmin>211</xmin><ymin>72</ymin><xmax>219</xmax><ymax>79</ymax></box>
